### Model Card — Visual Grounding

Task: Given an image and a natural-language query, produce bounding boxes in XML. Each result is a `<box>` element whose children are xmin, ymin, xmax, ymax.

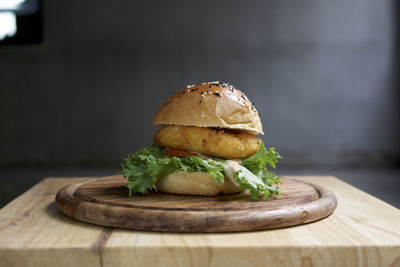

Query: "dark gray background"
<box><xmin>0</xmin><ymin>1</ymin><xmax>399</xmax><ymax>207</ymax></box>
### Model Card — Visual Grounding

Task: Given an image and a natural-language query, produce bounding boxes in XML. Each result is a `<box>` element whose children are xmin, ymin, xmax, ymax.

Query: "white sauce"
<box><xmin>192</xmin><ymin>153</ymin><xmax>241</xmax><ymax>187</ymax></box>
<box><xmin>223</xmin><ymin>160</ymin><xmax>241</xmax><ymax>187</ymax></box>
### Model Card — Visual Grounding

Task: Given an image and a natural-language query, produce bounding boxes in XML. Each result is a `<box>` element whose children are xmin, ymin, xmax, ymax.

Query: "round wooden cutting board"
<box><xmin>55</xmin><ymin>175</ymin><xmax>337</xmax><ymax>232</ymax></box>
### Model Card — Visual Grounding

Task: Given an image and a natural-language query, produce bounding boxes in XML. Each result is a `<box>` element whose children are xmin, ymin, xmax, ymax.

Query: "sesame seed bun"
<box><xmin>153</xmin><ymin>81</ymin><xmax>264</xmax><ymax>135</ymax></box>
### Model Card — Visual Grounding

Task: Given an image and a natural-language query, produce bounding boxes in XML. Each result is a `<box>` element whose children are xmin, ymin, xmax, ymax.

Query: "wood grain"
<box><xmin>55</xmin><ymin>175</ymin><xmax>337</xmax><ymax>232</ymax></box>
<box><xmin>1</xmin><ymin>176</ymin><xmax>400</xmax><ymax>267</ymax></box>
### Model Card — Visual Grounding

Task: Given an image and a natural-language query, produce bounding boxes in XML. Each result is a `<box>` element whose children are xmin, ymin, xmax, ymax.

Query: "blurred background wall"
<box><xmin>1</xmin><ymin>0</ymin><xmax>399</xmax><ymax>169</ymax></box>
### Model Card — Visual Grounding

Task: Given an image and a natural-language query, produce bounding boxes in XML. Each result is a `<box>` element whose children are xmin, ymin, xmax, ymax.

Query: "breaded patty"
<box><xmin>154</xmin><ymin>125</ymin><xmax>261</xmax><ymax>159</ymax></box>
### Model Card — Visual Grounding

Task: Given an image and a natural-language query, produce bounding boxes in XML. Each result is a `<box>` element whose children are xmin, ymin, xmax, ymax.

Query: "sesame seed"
<box><xmin>214</xmin><ymin>92</ymin><xmax>221</xmax><ymax>97</ymax></box>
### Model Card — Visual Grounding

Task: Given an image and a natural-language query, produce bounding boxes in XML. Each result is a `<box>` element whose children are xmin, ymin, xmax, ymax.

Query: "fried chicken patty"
<box><xmin>154</xmin><ymin>125</ymin><xmax>261</xmax><ymax>159</ymax></box>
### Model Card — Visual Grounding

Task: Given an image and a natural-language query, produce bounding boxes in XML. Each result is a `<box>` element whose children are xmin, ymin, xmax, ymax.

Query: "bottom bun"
<box><xmin>156</xmin><ymin>172</ymin><xmax>241</xmax><ymax>196</ymax></box>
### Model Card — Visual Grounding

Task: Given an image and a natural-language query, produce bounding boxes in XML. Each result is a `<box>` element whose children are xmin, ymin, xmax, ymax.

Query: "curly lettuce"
<box><xmin>121</xmin><ymin>142</ymin><xmax>282</xmax><ymax>199</ymax></box>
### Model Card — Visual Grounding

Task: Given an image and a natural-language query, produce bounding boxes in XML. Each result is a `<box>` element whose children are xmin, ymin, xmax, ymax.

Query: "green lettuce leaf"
<box><xmin>234</xmin><ymin>165</ymin><xmax>280</xmax><ymax>200</ymax></box>
<box><xmin>241</xmin><ymin>142</ymin><xmax>282</xmax><ymax>170</ymax></box>
<box><xmin>238</xmin><ymin>142</ymin><xmax>282</xmax><ymax>199</ymax></box>
<box><xmin>121</xmin><ymin>145</ymin><xmax>224</xmax><ymax>196</ymax></box>
<box><xmin>121</xmin><ymin>142</ymin><xmax>282</xmax><ymax>199</ymax></box>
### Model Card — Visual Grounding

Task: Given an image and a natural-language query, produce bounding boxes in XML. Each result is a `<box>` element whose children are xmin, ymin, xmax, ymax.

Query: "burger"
<box><xmin>121</xmin><ymin>81</ymin><xmax>282</xmax><ymax>199</ymax></box>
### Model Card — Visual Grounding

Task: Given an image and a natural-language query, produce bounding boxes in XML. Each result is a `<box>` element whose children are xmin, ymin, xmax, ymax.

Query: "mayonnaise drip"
<box><xmin>191</xmin><ymin>152</ymin><xmax>241</xmax><ymax>187</ymax></box>
<box><xmin>223</xmin><ymin>160</ymin><xmax>241</xmax><ymax>187</ymax></box>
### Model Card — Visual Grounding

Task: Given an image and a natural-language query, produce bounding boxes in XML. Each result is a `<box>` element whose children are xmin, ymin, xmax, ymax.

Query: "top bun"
<box><xmin>153</xmin><ymin>81</ymin><xmax>264</xmax><ymax>135</ymax></box>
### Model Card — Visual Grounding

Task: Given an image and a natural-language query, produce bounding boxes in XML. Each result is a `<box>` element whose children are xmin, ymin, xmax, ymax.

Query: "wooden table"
<box><xmin>0</xmin><ymin>176</ymin><xmax>400</xmax><ymax>267</ymax></box>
